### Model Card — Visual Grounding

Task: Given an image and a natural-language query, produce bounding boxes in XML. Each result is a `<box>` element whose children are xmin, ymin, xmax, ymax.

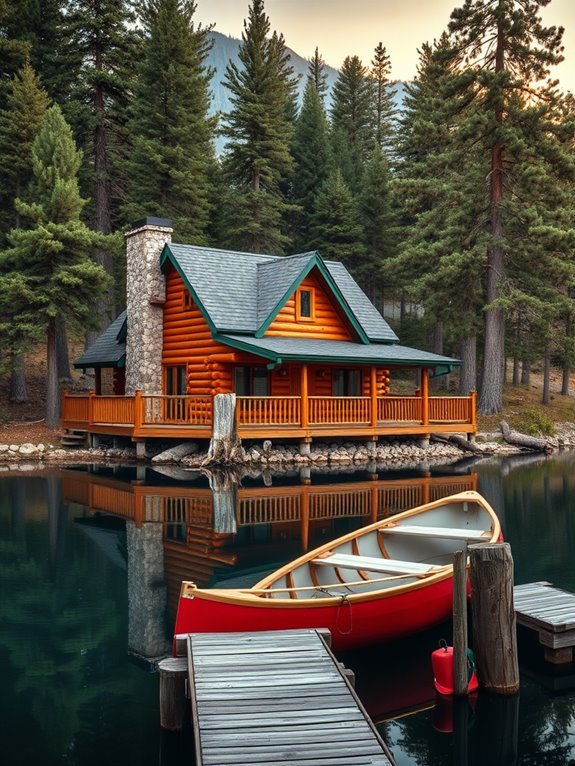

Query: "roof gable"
<box><xmin>255</xmin><ymin>252</ymin><xmax>368</xmax><ymax>342</ymax></box>
<box><xmin>160</xmin><ymin>242</ymin><xmax>398</xmax><ymax>343</ymax></box>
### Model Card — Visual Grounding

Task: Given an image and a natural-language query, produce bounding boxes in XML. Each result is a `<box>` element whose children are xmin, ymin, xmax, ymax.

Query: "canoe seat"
<box><xmin>311</xmin><ymin>553</ymin><xmax>443</xmax><ymax>576</ymax></box>
<box><xmin>382</xmin><ymin>525</ymin><xmax>490</xmax><ymax>540</ymax></box>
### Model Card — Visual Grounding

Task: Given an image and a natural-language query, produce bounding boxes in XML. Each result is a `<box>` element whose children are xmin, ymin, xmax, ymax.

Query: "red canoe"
<box><xmin>174</xmin><ymin>490</ymin><xmax>500</xmax><ymax>651</ymax></box>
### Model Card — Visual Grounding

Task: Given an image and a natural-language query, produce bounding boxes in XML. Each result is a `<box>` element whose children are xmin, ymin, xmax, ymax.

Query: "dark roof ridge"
<box><xmin>169</xmin><ymin>242</ymin><xmax>277</xmax><ymax>262</ymax></box>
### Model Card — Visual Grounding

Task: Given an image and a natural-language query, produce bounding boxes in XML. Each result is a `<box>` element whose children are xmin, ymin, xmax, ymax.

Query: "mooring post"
<box><xmin>452</xmin><ymin>549</ymin><xmax>469</xmax><ymax>695</ymax></box>
<box><xmin>159</xmin><ymin>657</ymin><xmax>189</xmax><ymax>731</ymax></box>
<box><xmin>469</xmin><ymin>542</ymin><xmax>519</xmax><ymax>695</ymax></box>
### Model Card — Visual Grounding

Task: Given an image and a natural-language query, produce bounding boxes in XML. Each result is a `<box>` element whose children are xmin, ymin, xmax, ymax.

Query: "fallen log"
<box><xmin>499</xmin><ymin>421</ymin><xmax>553</xmax><ymax>453</ymax></box>
<box><xmin>431</xmin><ymin>433</ymin><xmax>492</xmax><ymax>454</ymax></box>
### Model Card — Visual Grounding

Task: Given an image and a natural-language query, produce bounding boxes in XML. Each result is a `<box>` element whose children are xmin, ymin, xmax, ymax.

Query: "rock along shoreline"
<box><xmin>2</xmin><ymin>423</ymin><xmax>575</xmax><ymax>471</ymax></box>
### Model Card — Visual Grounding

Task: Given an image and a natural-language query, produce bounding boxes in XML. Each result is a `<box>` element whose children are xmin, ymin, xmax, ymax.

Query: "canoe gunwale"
<box><xmin>177</xmin><ymin>491</ymin><xmax>500</xmax><ymax>609</ymax></box>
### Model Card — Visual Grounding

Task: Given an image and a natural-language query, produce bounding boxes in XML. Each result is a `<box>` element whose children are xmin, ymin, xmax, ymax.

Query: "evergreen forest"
<box><xmin>1</xmin><ymin>0</ymin><xmax>574</xmax><ymax>427</ymax></box>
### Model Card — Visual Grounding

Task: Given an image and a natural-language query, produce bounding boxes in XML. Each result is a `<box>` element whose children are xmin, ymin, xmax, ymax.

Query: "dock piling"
<box><xmin>452</xmin><ymin>549</ymin><xmax>469</xmax><ymax>695</ymax></box>
<box><xmin>469</xmin><ymin>542</ymin><xmax>519</xmax><ymax>695</ymax></box>
<box><xmin>159</xmin><ymin>657</ymin><xmax>188</xmax><ymax>731</ymax></box>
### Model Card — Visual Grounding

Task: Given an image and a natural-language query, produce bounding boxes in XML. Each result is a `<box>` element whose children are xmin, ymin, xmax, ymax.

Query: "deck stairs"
<box><xmin>61</xmin><ymin>428</ymin><xmax>89</xmax><ymax>448</ymax></box>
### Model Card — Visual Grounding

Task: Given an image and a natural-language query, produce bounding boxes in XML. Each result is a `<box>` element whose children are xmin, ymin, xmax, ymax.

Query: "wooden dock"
<box><xmin>182</xmin><ymin>628</ymin><xmax>395</xmax><ymax>766</ymax></box>
<box><xmin>514</xmin><ymin>582</ymin><xmax>575</xmax><ymax>664</ymax></box>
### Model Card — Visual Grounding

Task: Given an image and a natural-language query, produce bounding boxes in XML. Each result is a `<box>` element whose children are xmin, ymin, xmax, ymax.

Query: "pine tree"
<box><xmin>58</xmin><ymin>0</ymin><xmax>141</xmax><ymax>331</ymax></box>
<box><xmin>392</xmin><ymin>36</ymin><xmax>486</xmax><ymax>392</ymax></box>
<box><xmin>330</xmin><ymin>55</ymin><xmax>374</xmax><ymax>191</ymax></box>
<box><xmin>309</xmin><ymin>168</ymin><xmax>365</xmax><ymax>270</ymax></box>
<box><xmin>1</xmin><ymin>0</ymin><xmax>69</xmax><ymax>103</ymax></box>
<box><xmin>0</xmin><ymin>63</ymin><xmax>51</xmax><ymax>401</ymax></box>
<box><xmin>358</xmin><ymin>145</ymin><xmax>397</xmax><ymax>308</ymax></box>
<box><xmin>124</xmin><ymin>0</ymin><xmax>216</xmax><ymax>243</ymax></box>
<box><xmin>291</xmin><ymin>75</ymin><xmax>331</xmax><ymax>250</ymax></box>
<box><xmin>221</xmin><ymin>0</ymin><xmax>297</xmax><ymax>253</ymax></box>
<box><xmin>62</xmin><ymin>0</ymin><xmax>140</xmax><ymax>233</ymax></box>
<box><xmin>502</xmin><ymin>90</ymin><xmax>575</xmax><ymax>402</ymax></box>
<box><xmin>0</xmin><ymin>64</ymin><xmax>50</xmax><ymax>243</ymax></box>
<box><xmin>370</xmin><ymin>43</ymin><xmax>397</xmax><ymax>156</ymax></box>
<box><xmin>0</xmin><ymin>106</ymin><xmax>110</xmax><ymax>428</ymax></box>
<box><xmin>308</xmin><ymin>47</ymin><xmax>328</xmax><ymax>102</ymax></box>
<box><xmin>0</xmin><ymin>1</ymin><xmax>31</xmax><ymax>107</ymax></box>
<box><xmin>448</xmin><ymin>0</ymin><xmax>566</xmax><ymax>414</ymax></box>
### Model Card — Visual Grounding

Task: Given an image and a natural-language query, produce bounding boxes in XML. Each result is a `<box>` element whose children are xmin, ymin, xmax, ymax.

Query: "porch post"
<box><xmin>94</xmin><ymin>368</ymin><xmax>102</xmax><ymax>396</ymax></box>
<box><xmin>370</xmin><ymin>366</ymin><xmax>377</xmax><ymax>427</ymax></box>
<box><xmin>88</xmin><ymin>390</ymin><xmax>95</xmax><ymax>426</ymax></box>
<box><xmin>134</xmin><ymin>389</ymin><xmax>143</xmax><ymax>430</ymax></box>
<box><xmin>300</xmin><ymin>364</ymin><xmax>309</xmax><ymax>428</ymax></box>
<box><xmin>470</xmin><ymin>390</ymin><xmax>477</xmax><ymax>439</ymax></box>
<box><xmin>421</xmin><ymin>368</ymin><xmax>429</xmax><ymax>427</ymax></box>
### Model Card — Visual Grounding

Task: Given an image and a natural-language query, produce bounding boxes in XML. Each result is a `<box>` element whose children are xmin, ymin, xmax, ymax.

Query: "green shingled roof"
<box><xmin>77</xmin><ymin>243</ymin><xmax>460</xmax><ymax>375</ymax></box>
<box><xmin>74</xmin><ymin>310</ymin><xmax>126</xmax><ymax>368</ymax></box>
<box><xmin>217</xmin><ymin>335</ymin><xmax>459</xmax><ymax>376</ymax></box>
<box><xmin>160</xmin><ymin>243</ymin><xmax>399</xmax><ymax>342</ymax></box>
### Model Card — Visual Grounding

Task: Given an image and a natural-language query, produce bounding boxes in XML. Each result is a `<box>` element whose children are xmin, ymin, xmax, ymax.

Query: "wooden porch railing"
<box><xmin>142</xmin><ymin>395</ymin><xmax>212</xmax><ymax>426</ymax></box>
<box><xmin>378</xmin><ymin>396</ymin><xmax>422</xmax><ymax>422</ymax></box>
<box><xmin>309</xmin><ymin>396</ymin><xmax>371</xmax><ymax>424</ymax></box>
<box><xmin>429</xmin><ymin>396</ymin><xmax>472</xmax><ymax>423</ymax></box>
<box><xmin>237</xmin><ymin>396</ymin><xmax>301</xmax><ymax>425</ymax></box>
<box><xmin>62</xmin><ymin>392</ymin><xmax>475</xmax><ymax>434</ymax></box>
<box><xmin>62</xmin><ymin>394</ymin><xmax>91</xmax><ymax>423</ymax></box>
<box><xmin>92</xmin><ymin>395</ymin><xmax>135</xmax><ymax>424</ymax></box>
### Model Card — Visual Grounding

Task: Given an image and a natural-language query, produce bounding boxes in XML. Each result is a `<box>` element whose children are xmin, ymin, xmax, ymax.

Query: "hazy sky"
<box><xmin>194</xmin><ymin>0</ymin><xmax>575</xmax><ymax>91</ymax></box>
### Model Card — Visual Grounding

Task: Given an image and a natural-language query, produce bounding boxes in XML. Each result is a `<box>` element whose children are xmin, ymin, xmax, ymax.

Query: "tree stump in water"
<box><xmin>203</xmin><ymin>393</ymin><xmax>244</xmax><ymax>465</ymax></box>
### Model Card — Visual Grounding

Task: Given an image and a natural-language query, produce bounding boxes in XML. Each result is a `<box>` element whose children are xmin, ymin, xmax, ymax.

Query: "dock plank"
<box><xmin>515</xmin><ymin>582</ymin><xmax>575</xmax><ymax>631</ymax></box>
<box><xmin>187</xmin><ymin>629</ymin><xmax>394</xmax><ymax>766</ymax></box>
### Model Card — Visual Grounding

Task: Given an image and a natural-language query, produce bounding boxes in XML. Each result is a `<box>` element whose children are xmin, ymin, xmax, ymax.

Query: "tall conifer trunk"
<box><xmin>459</xmin><ymin>335</ymin><xmax>477</xmax><ymax>395</ymax></box>
<box><xmin>46</xmin><ymin>316</ymin><xmax>59</xmax><ymax>429</ymax></box>
<box><xmin>479</xmin><ymin>10</ymin><xmax>506</xmax><ymax>415</ymax></box>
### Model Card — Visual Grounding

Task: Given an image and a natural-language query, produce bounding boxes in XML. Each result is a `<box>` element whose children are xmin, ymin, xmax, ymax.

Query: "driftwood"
<box><xmin>499</xmin><ymin>421</ymin><xmax>553</xmax><ymax>454</ymax></box>
<box><xmin>431</xmin><ymin>433</ymin><xmax>492</xmax><ymax>454</ymax></box>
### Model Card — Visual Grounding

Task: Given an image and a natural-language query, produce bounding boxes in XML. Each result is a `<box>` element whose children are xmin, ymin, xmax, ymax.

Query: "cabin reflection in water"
<box><xmin>63</xmin><ymin>467</ymin><xmax>476</xmax><ymax>657</ymax></box>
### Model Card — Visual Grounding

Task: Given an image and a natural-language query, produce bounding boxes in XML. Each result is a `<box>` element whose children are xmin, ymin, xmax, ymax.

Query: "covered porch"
<box><xmin>61</xmin><ymin>364</ymin><xmax>476</xmax><ymax>443</ymax></box>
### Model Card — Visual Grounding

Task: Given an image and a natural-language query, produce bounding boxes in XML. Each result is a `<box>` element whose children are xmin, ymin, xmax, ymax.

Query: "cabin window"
<box><xmin>296</xmin><ymin>288</ymin><xmax>314</xmax><ymax>321</ymax></box>
<box><xmin>332</xmin><ymin>369</ymin><xmax>361</xmax><ymax>397</ymax></box>
<box><xmin>182</xmin><ymin>290</ymin><xmax>194</xmax><ymax>311</ymax></box>
<box><xmin>234</xmin><ymin>366</ymin><xmax>269</xmax><ymax>396</ymax></box>
<box><xmin>165</xmin><ymin>365</ymin><xmax>187</xmax><ymax>395</ymax></box>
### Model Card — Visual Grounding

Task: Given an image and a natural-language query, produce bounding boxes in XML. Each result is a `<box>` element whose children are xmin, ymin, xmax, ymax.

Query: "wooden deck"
<box><xmin>514</xmin><ymin>582</ymin><xmax>575</xmax><ymax>664</ymax></box>
<box><xmin>182</xmin><ymin>629</ymin><xmax>395</xmax><ymax>766</ymax></box>
<box><xmin>61</xmin><ymin>391</ymin><xmax>476</xmax><ymax>443</ymax></box>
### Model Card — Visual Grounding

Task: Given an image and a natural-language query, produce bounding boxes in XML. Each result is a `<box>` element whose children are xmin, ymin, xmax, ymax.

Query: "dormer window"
<box><xmin>296</xmin><ymin>288</ymin><xmax>314</xmax><ymax>321</ymax></box>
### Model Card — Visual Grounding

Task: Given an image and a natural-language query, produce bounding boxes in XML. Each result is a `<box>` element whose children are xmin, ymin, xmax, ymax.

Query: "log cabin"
<box><xmin>62</xmin><ymin>217</ymin><xmax>476</xmax><ymax>454</ymax></box>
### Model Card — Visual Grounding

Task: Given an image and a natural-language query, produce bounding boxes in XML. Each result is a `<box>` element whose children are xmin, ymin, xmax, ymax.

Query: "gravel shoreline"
<box><xmin>2</xmin><ymin>423</ymin><xmax>575</xmax><ymax>470</ymax></box>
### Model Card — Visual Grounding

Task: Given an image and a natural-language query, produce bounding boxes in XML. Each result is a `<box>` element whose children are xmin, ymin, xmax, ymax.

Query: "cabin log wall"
<box><xmin>265</xmin><ymin>272</ymin><xmax>355</xmax><ymax>341</ymax></box>
<box><xmin>163</xmin><ymin>267</ymin><xmax>261</xmax><ymax>396</ymax></box>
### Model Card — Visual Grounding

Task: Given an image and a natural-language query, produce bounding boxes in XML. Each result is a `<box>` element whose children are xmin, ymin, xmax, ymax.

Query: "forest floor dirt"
<box><xmin>1</xmin><ymin>347</ymin><xmax>575</xmax><ymax>445</ymax></box>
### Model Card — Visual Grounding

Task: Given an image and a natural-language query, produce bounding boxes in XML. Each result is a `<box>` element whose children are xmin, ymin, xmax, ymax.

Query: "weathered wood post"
<box><xmin>203</xmin><ymin>393</ymin><xmax>242</xmax><ymax>464</ymax></box>
<box><xmin>452</xmin><ymin>549</ymin><xmax>469</xmax><ymax>695</ymax></box>
<box><xmin>159</xmin><ymin>657</ymin><xmax>189</xmax><ymax>731</ymax></box>
<box><xmin>469</xmin><ymin>542</ymin><xmax>519</xmax><ymax>695</ymax></box>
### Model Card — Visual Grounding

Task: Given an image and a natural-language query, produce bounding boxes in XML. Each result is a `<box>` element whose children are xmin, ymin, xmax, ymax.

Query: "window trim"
<box><xmin>296</xmin><ymin>287</ymin><xmax>315</xmax><ymax>322</ymax></box>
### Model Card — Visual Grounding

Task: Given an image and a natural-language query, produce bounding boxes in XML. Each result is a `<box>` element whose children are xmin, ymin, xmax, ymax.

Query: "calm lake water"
<box><xmin>2</xmin><ymin>453</ymin><xmax>575</xmax><ymax>765</ymax></box>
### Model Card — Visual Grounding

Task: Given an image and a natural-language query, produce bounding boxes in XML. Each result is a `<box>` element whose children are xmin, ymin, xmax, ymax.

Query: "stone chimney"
<box><xmin>125</xmin><ymin>217</ymin><xmax>173</xmax><ymax>395</ymax></box>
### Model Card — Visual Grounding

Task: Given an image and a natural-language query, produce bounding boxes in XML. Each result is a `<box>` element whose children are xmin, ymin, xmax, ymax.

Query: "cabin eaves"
<box><xmin>160</xmin><ymin>243</ymin><xmax>399</xmax><ymax>343</ymax></box>
<box><xmin>75</xmin><ymin>310</ymin><xmax>126</xmax><ymax>369</ymax></box>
